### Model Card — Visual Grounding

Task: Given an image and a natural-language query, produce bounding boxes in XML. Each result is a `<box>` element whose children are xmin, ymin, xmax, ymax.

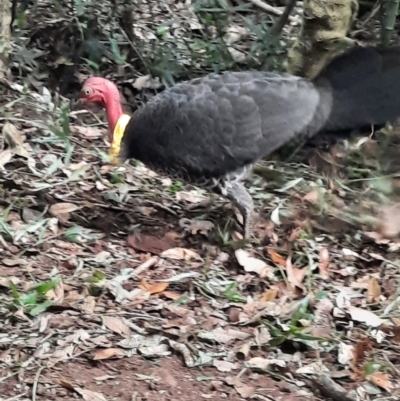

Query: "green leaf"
<box><xmin>109</xmin><ymin>38</ymin><xmax>127</xmax><ymax>65</ymax></box>
<box><xmin>82</xmin><ymin>58</ymin><xmax>99</xmax><ymax>70</ymax></box>
<box><xmin>19</xmin><ymin>292</ymin><xmax>37</xmax><ymax>306</ymax></box>
<box><xmin>29</xmin><ymin>300</ymin><xmax>53</xmax><ymax>316</ymax></box>
<box><xmin>31</xmin><ymin>278</ymin><xmax>60</xmax><ymax>296</ymax></box>
<box><xmin>8</xmin><ymin>280</ymin><xmax>20</xmax><ymax>300</ymax></box>
<box><xmin>93</xmin><ymin>270</ymin><xmax>105</xmax><ymax>281</ymax></box>
<box><xmin>315</xmin><ymin>290</ymin><xmax>327</xmax><ymax>300</ymax></box>
<box><xmin>156</xmin><ymin>26</ymin><xmax>168</xmax><ymax>36</ymax></box>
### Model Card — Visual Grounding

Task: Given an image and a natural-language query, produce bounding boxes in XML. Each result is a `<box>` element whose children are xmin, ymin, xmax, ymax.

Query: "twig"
<box><xmin>133</xmin><ymin>256</ymin><xmax>159</xmax><ymax>276</ymax></box>
<box><xmin>144</xmin><ymin>199</ymin><xmax>178</xmax><ymax>216</ymax></box>
<box><xmin>312</xmin><ymin>373</ymin><xmax>357</xmax><ymax>401</ymax></box>
<box><xmin>270</xmin><ymin>0</ymin><xmax>299</xmax><ymax>36</ymax></box>
<box><xmin>5</xmin><ymin>394</ymin><xmax>27</xmax><ymax>401</ymax></box>
<box><xmin>32</xmin><ymin>366</ymin><xmax>45</xmax><ymax>401</ymax></box>
<box><xmin>248</xmin><ymin>0</ymin><xmax>297</xmax><ymax>22</ymax></box>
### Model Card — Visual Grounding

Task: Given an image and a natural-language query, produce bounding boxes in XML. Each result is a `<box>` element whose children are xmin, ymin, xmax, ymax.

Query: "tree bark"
<box><xmin>0</xmin><ymin>0</ymin><xmax>11</xmax><ymax>79</ymax></box>
<box><xmin>286</xmin><ymin>0</ymin><xmax>358</xmax><ymax>79</ymax></box>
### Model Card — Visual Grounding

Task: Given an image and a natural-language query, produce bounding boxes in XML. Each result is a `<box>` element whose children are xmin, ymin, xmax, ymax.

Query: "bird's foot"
<box><xmin>243</xmin><ymin>209</ymin><xmax>254</xmax><ymax>239</ymax></box>
<box><xmin>222</xmin><ymin>179</ymin><xmax>255</xmax><ymax>241</ymax></box>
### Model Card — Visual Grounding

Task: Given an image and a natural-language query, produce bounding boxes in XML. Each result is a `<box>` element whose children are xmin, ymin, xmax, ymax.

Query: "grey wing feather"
<box><xmin>122</xmin><ymin>71</ymin><xmax>331</xmax><ymax>179</ymax></box>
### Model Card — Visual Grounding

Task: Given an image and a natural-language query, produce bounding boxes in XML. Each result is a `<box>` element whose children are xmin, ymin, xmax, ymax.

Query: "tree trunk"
<box><xmin>286</xmin><ymin>0</ymin><xmax>358</xmax><ymax>79</ymax></box>
<box><xmin>0</xmin><ymin>0</ymin><xmax>11</xmax><ymax>79</ymax></box>
<box><xmin>381</xmin><ymin>0</ymin><xmax>400</xmax><ymax>46</ymax></box>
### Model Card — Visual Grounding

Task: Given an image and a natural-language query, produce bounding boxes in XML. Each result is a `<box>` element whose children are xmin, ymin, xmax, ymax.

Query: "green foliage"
<box><xmin>8</xmin><ymin>277</ymin><xmax>60</xmax><ymax>317</ymax></box>
<box><xmin>222</xmin><ymin>282</ymin><xmax>244</xmax><ymax>302</ymax></box>
<box><xmin>11</xmin><ymin>0</ymin><xmax>289</xmax><ymax>90</ymax></box>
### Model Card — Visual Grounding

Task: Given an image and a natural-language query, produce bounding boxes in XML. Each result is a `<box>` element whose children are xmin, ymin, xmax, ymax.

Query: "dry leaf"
<box><xmin>318</xmin><ymin>248</ymin><xmax>330</xmax><ymax>277</ymax></box>
<box><xmin>376</xmin><ymin>204</ymin><xmax>400</xmax><ymax>239</ymax></box>
<box><xmin>0</xmin><ymin>150</ymin><xmax>12</xmax><ymax>167</ymax></box>
<box><xmin>175</xmin><ymin>191</ymin><xmax>207</xmax><ymax>203</ymax></box>
<box><xmin>74</xmin><ymin>387</ymin><xmax>108</xmax><ymax>401</ymax></box>
<box><xmin>127</xmin><ymin>233</ymin><xmax>173</xmax><ymax>254</ymax></box>
<box><xmin>286</xmin><ymin>256</ymin><xmax>306</xmax><ymax>292</ymax></box>
<box><xmin>211</xmin><ymin>327</ymin><xmax>251</xmax><ymax>344</ymax></box>
<box><xmin>92</xmin><ymin>348</ymin><xmax>125</xmax><ymax>360</ymax></box>
<box><xmin>132</xmin><ymin>75</ymin><xmax>161</xmax><ymax>90</ymax></box>
<box><xmin>260</xmin><ymin>288</ymin><xmax>278</xmax><ymax>302</ymax></box>
<box><xmin>52</xmin><ymin>280</ymin><xmax>64</xmax><ymax>304</ymax></box>
<box><xmin>179</xmin><ymin>218</ymin><xmax>214</xmax><ymax>235</ymax></box>
<box><xmin>3</xmin><ymin>122</ymin><xmax>24</xmax><ymax>148</ymax></box>
<box><xmin>161</xmin><ymin>247</ymin><xmax>202</xmax><ymax>261</ymax></box>
<box><xmin>2</xmin><ymin>258</ymin><xmax>28</xmax><ymax>267</ymax></box>
<box><xmin>57</xmin><ymin>379</ymin><xmax>75</xmax><ymax>390</ymax></box>
<box><xmin>68</xmin><ymin>161</ymin><xmax>89</xmax><ymax>170</ymax></box>
<box><xmin>311</xmin><ymin>299</ymin><xmax>334</xmax><ymax>337</ymax></box>
<box><xmin>82</xmin><ymin>296</ymin><xmax>96</xmax><ymax>314</ymax></box>
<box><xmin>370</xmin><ymin>371</ymin><xmax>393</xmax><ymax>392</ymax></box>
<box><xmin>156</xmin><ymin>368</ymin><xmax>178</xmax><ymax>387</ymax></box>
<box><xmin>367</xmin><ymin>277</ymin><xmax>381</xmax><ymax>303</ymax></box>
<box><xmin>71</xmin><ymin>125</ymin><xmax>103</xmax><ymax>139</ymax></box>
<box><xmin>139</xmin><ymin>279</ymin><xmax>168</xmax><ymax>294</ymax></box>
<box><xmin>302</xmin><ymin>190</ymin><xmax>319</xmax><ymax>203</ymax></box>
<box><xmin>338</xmin><ymin>342</ymin><xmax>354</xmax><ymax>365</ymax></box>
<box><xmin>49</xmin><ymin>203</ymin><xmax>79</xmax><ymax>217</ymax></box>
<box><xmin>347</xmin><ymin>306</ymin><xmax>385</xmax><ymax>327</ymax></box>
<box><xmin>102</xmin><ymin>316</ymin><xmax>131</xmax><ymax>336</ymax></box>
<box><xmin>235</xmin><ymin>249</ymin><xmax>273</xmax><ymax>278</ymax></box>
<box><xmin>267</xmin><ymin>248</ymin><xmax>286</xmax><ymax>266</ymax></box>
<box><xmin>225</xmin><ymin>376</ymin><xmax>255</xmax><ymax>399</ymax></box>
<box><xmin>2</xmin><ymin>122</ymin><xmax>31</xmax><ymax>159</ymax></box>
<box><xmin>213</xmin><ymin>360</ymin><xmax>237</xmax><ymax>372</ymax></box>
<box><xmin>161</xmin><ymin>291</ymin><xmax>181</xmax><ymax>300</ymax></box>
<box><xmin>246</xmin><ymin>357</ymin><xmax>285</xmax><ymax>369</ymax></box>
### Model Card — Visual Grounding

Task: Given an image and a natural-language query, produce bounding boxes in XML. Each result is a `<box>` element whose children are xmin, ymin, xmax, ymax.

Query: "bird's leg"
<box><xmin>224</xmin><ymin>180</ymin><xmax>254</xmax><ymax>238</ymax></box>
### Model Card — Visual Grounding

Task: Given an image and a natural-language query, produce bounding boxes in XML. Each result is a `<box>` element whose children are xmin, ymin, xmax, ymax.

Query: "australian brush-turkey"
<box><xmin>75</xmin><ymin>45</ymin><xmax>400</xmax><ymax>238</ymax></box>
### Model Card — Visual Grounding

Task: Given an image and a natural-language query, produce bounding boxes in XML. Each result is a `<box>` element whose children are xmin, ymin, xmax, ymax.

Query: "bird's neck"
<box><xmin>104</xmin><ymin>90</ymin><xmax>124</xmax><ymax>137</ymax></box>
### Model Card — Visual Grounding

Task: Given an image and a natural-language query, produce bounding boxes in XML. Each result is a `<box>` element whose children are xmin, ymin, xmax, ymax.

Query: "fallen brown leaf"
<box><xmin>267</xmin><ymin>248</ymin><xmax>286</xmax><ymax>266</ymax></box>
<box><xmin>259</xmin><ymin>288</ymin><xmax>278</xmax><ymax>302</ymax></box>
<box><xmin>49</xmin><ymin>202</ymin><xmax>80</xmax><ymax>217</ymax></box>
<box><xmin>102</xmin><ymin>316</ymin><xmax>131</xmax><ymax>336</ymax></box>
<box><xmin>302</xmin><ymin>190</ymin><xmax>319</xmax><ymax>203</ymax></box>
<box><xmin>367</xmin><ymin>277</ymin><xmax>381</xmax><ymax>303</ymax></box>
<box><xmin>74</xmin><ymin>387</ymin><xmax>108</xmax><ymax>401</ymax></box>
<box><xmin>161</xmin><ymin>247</ymin><xmax>202</xmax><ymax>261</ymax></box>
<box><xmin>127</xmin><ymin>233</ymin><xmax>173</xmax><ymax>254</ymax></box>
<box><xmin>139</xmin><ymin>279</ymin><xmax>168</xmax><ymax>294</ymax></box>
<box><xmin>235</xmin><ymin>249</ymin><xmax>273</xmax><ymax>278</ymax></box>
<box><xmin>370</xmin><ymin>371</ymin><xmax>393</xmax><ymax>392</ymax></box>
<box><xmin>318</xmin><ymin>248</ymin><xmax>330</xmax><ymax>278</ymax></box>
<box><xmin>286</xmin><ymin>256</ymin><xmax>306</xmax><ymax>292</ymax></box>
<box><xmin>92</xmin><ymin>348</ymin><xmax>125</xmax><ymax>360</ymax></box>
<box><xmin>160</xmin><ymin>290</ymin><xmax>181</xmax><ymax>300</ymax></box>
<box><xmin>0</xmin><ymin>150</ymin><xmax>12</xmax><ymax>167</ymax></box>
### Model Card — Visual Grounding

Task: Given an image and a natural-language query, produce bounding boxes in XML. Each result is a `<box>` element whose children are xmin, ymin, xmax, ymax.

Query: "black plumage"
<box><xmin>78</xmin><ymin>45</ymin><xmax>400</xmax><ymax>238</ymax></box>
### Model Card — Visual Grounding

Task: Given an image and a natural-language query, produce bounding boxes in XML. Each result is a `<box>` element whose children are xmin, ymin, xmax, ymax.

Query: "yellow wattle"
<box><xmin>109</xmin><ymin>114</ymin><xmax>131</xmax><ymax>166</ymax></box>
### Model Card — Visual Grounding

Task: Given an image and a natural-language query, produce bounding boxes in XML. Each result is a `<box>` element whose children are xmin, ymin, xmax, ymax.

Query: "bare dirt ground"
<box><xmin>2</xmin><ymin>1</ymin><xmax>400</xmax><ymax>401</ymax></box>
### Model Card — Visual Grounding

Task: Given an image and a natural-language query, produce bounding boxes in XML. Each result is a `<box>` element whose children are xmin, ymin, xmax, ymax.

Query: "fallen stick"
<box><xmin>248</xmin><ymin>0</ymin><xmax>297</xmax><ymax>22</ymax></box>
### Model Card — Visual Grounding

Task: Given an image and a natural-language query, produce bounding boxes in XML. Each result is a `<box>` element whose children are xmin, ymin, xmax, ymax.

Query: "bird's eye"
<box><xmin>84</xmin><ymin>88</ymin><xmax>91</xmax><ymax>96</ymax></box>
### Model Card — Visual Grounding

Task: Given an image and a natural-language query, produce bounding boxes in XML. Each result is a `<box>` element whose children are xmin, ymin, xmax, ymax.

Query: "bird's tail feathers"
<box><xmin>314</xmin><ymin>45</ymin><xmax>400</xmax><ymax>132</ymax></box>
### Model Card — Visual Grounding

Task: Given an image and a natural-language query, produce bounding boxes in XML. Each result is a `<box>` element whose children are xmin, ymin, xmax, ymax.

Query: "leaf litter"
<box><xmin>2</xmin><ymin>2</ymin><xmax>400</xmax><ymax>401</ymax></box>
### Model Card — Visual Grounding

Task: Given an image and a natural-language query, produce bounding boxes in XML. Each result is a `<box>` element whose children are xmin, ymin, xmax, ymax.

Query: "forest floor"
<box><xmin>2</xmin><ymin>1</ymin><xmax>400</xmax><ymax>401</ymax></box>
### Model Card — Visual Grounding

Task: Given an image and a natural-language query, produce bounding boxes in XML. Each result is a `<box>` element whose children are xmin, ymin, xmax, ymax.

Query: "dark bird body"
<box><xmin>78</xmin><ymin>46</ymin><xmax>400</xmax><ymax>237</ymax></box>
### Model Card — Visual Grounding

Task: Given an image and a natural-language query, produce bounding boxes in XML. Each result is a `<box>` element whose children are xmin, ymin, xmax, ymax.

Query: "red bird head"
<box><xmin>77</xmin><ymin>77</ymin><xmax>125</xmax><ymax>139</ymax></box>
<box><xmin>76</xmin><ymin>77</ymin><xmax>130</xmax><ymax>165</ymax></box>
<box><xmin>79</xmin><ymin>77</ymin><xmax>119</xmax><ymax>107</ymax></box>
